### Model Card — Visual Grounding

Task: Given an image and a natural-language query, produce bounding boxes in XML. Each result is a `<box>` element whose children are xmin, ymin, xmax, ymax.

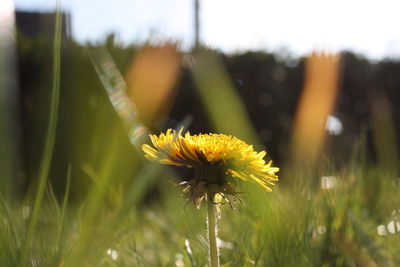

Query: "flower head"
<box><xmin>142</xmin><ymin>128</ymin><xmax>279</xmax><ymax>208</ymax></box>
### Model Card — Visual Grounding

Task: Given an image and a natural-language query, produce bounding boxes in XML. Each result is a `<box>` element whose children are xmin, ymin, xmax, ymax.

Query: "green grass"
<box><xmin>15</xmin><ymin>1</ymin><xmax>62</xmax><ymax>266</ymax></box>
<box><xmin>1</xmin><ymin>162</ymin><xmax>400</xmax><ymax>266</ymax></box>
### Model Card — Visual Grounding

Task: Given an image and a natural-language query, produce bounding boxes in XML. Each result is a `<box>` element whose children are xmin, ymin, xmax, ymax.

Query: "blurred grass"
<box><xmin>16</xmin><ymin>2</ymin><xmax>62</xmax><ymax>266</ymax></box>
<box><xmin>1</xmin><ymin>160</ymin><xmax>400</xmax><ymax>266</ymax></box>
<box><xmin>191</xmin><ymin>50</ymin><xmax>259</xmax><ymax>144</ymax></box>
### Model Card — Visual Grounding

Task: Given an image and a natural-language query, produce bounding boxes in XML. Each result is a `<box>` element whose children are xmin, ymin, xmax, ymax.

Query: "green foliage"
<box><xmin>1</xmin><ymin>162</ymin><xmax>400</xmax><ymax>266</ymax></box>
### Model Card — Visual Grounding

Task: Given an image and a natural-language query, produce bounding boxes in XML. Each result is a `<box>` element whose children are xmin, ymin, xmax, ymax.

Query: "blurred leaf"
<box><xmin>191</xmin><ymin>50</ymin><xmax>259</xmax><ymax>144</ymax></box>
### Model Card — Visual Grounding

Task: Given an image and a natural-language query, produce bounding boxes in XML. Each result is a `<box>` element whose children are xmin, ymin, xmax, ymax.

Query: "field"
<box><xmin>1</xmin><ymin>4</ymin><xmax>400</xmax><ymax>267</ymax></box>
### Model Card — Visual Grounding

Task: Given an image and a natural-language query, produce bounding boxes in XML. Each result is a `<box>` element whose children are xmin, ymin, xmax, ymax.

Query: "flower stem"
<box><xmin>207</xmin><ymin>195</ymin><xmax>220</xmax><ymax>267</ymax></box>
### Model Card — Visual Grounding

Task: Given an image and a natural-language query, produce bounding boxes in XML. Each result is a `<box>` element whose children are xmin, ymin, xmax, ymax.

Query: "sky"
<box><xmin>13</xmin><ymin>0</ymin><xmax>400</xmax><ymax>59</ymax></box>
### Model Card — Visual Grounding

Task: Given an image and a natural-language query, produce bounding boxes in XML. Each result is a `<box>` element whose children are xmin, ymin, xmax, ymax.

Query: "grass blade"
<box><xmin>16</xmin><ymin>1</ymin><xmax>62</xmax><ymax>265</ymax></box>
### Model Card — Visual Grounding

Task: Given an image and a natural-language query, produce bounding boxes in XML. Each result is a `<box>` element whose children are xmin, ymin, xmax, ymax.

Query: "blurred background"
<box><xmin>3</xmin><ymin>0</ymin><xmax>399</xmax><ymax>196</ymax></box>
<box><xmin>1</xmin><ymin>0</ymin><xmax>400</xmax><ymax>266</ymax></box>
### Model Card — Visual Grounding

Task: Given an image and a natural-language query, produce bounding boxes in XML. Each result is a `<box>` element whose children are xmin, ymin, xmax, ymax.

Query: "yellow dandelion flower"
<box><xmin>142</xmin><ymin>128</ymin><xmax>279</xmax><ymax>208</ymax></box>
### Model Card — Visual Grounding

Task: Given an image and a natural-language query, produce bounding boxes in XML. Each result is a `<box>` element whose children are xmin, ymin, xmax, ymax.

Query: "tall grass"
<box><xmin>16</xmin><ymin>1</ymin><xmax>62</xmax><ymax>266</ymax></box>
<box><xmin>1</xmin><ymin>160</ymin><xmax>399</xmax><ymax>266</ymax></box>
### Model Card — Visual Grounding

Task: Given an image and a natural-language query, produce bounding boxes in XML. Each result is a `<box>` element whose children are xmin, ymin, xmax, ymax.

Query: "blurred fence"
<box><xmin>12</xmin><ymin>11</ymin><xmax>400</xmax><ymax>196</ymax></box>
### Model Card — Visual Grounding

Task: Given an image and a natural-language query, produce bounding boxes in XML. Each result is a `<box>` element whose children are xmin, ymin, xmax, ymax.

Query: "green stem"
<box><xmin>16</xmin><ymin>1</ymin><xmax>62</xmax><ymax>266</ymax></box>
<box><xmin>207</xmin><ymin>194</ymin><xmax>220</xmax><ymax>267</ymax></box>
